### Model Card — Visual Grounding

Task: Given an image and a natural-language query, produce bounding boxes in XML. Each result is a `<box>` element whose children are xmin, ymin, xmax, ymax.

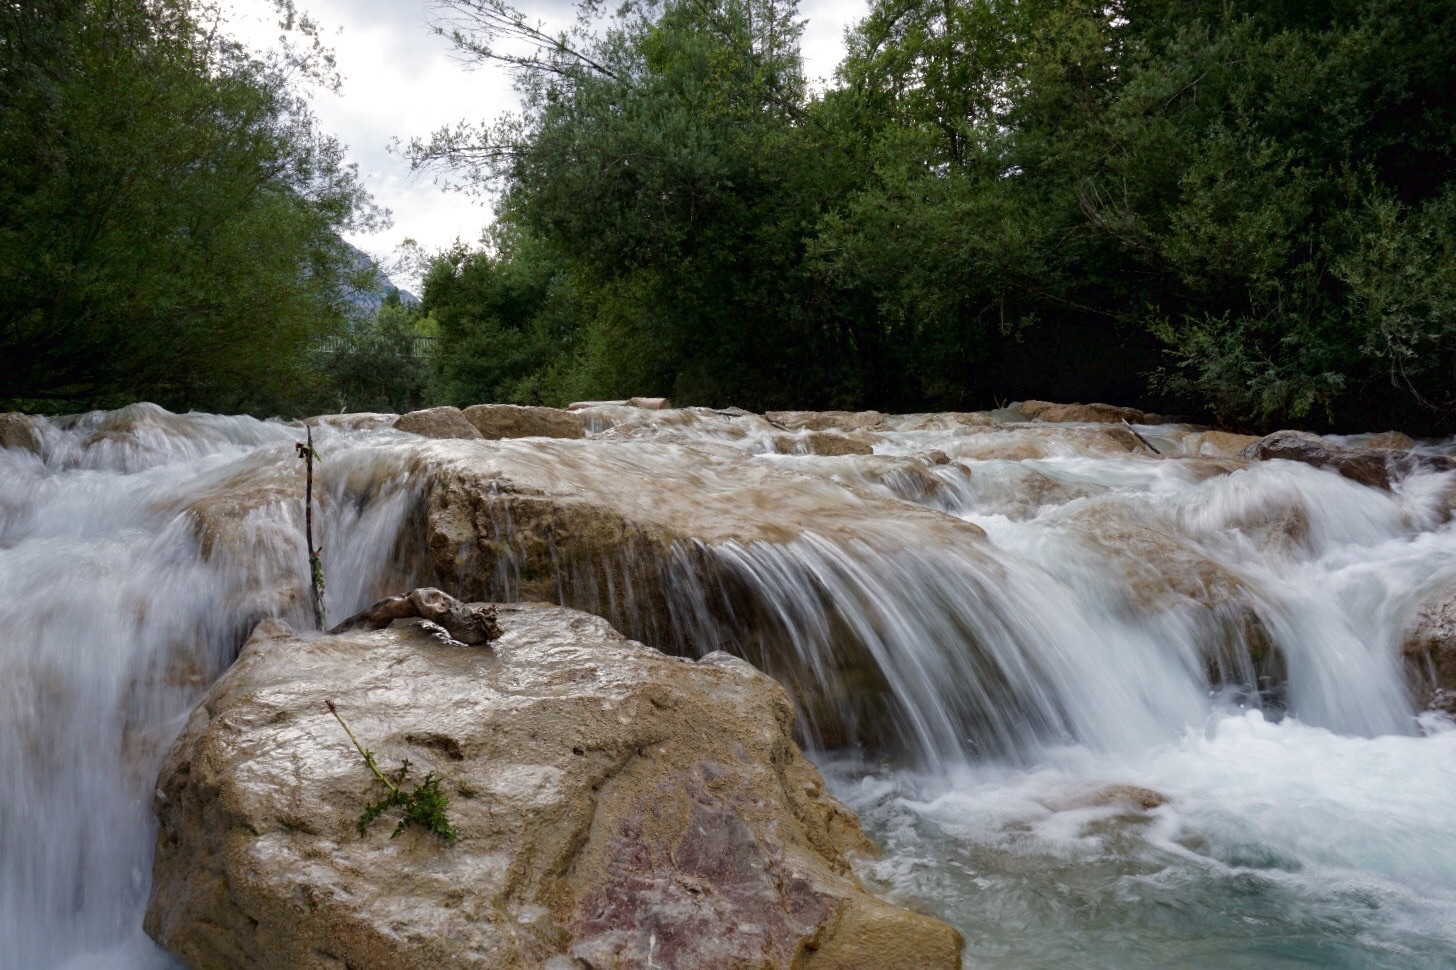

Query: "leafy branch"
<box><xmin>325</xmin><ymin>700</ymin><xmax>459</xmax><ymax>842</ymax></box>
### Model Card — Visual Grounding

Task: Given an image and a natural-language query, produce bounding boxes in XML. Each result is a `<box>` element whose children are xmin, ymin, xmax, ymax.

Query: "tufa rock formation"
<box><xmin>1239</xmin><ymin>430</ymin><xmax>1456</xmax><ymax>490</ymax></box>
<box><xmin>461</xmin><ymin>404</ymin><xmax>585</xmax><ymax>440</ymax></box>
<box><xmin>395</xmin><ymin>407</ymin><xmax>484</xmax><ymax>440</ymax></box>
<box><xmin>1403</xmin><ymin>586</ymin><xmax>1456</xmax><ymax>711</ymax></box>
<box><xmin>1013</xmin><ymin>400</ymin><xmax>1163</xmax><ymax>424</ymax></box>
<box><xmin>144</xmin><ymin>605</ymin><xmax>963</xmax><ymax>970</ymax></box>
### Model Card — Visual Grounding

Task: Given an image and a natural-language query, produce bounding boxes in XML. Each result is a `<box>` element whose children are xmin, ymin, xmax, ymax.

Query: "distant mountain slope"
<box><xmin>341</xmin><ymin>242</ymin><xmax>419</xmax><ymax>319</ymax></box>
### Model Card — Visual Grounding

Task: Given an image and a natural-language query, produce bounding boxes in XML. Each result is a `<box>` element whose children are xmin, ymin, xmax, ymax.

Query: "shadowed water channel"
<box><xmin>2</xmin><ymin>403</ymin><xmax>1454</xmax><ymax>968</ymax></box>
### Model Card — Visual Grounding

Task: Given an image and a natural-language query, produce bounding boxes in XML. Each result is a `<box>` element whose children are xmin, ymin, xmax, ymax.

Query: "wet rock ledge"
<box><xmin>144</xmin><ymin>602</ymin><xmax>962</xmax><ymax>970</ymax></box>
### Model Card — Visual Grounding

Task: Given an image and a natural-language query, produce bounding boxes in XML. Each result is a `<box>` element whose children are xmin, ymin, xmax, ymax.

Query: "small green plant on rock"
<box><xmin>325</xmin><ymin>700</ymin><xmax>458</xmax><ymax>842</ymax></box>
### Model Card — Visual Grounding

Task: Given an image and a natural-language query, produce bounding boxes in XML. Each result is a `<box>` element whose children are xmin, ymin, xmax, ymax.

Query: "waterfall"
<box><xmin>0</xmin><ymin>406</ymin><xmax>421</xmax><ymax>968</ymax></box>
<box><xmin>2</xmin><ymin>403</ymin><xmax>1454</xmax><ymax>968</ymax></box>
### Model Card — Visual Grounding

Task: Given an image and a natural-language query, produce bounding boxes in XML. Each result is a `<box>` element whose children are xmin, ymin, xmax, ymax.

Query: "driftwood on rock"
<box><xmin>329</xmin><ymin>588</ymin><xmax>501</xmax><ymax>645</ymax></box>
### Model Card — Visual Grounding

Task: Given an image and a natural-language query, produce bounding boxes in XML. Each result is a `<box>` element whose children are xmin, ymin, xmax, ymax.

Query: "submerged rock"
<box><xmin>144</xmin><ymin>605</ymin><xmax>963</xmax><ymax>970</ymax></box>
<box><xmin>771</xmin><ymin>431</ymin><xmax>876</xmax><ymax>457</ymax></box>
<box><xmin>395</xmin><ymin>407</ymin><xmax>484</xmax><ymax>440</ymax></box>
<box><xmin>461</xmin><ymin>404</ymin><xmax>585</xmax><ymax>440</ymax></box>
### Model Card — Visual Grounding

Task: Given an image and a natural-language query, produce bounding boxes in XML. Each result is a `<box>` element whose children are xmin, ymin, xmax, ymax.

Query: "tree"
<box><xmin>412</xmin><ymin>0</ymin><xmax>1456</xmax><ymax>427</ymax></box>
<box><xmin>413</xmin><ymin>0</ymin><xmax>875</xmax><ymax>409</ymax></box>
<box><xmin>420</xmin><ymin>228</ymin><xmax>582</xmax><ymax>406</ymax></box>
<box><xmin>0</xmin><ymin>0</ymin><xmax>382</xmax><ymax>414</ymax></box>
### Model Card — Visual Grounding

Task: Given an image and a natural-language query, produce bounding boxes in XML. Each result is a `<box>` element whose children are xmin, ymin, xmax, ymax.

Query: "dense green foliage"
<box><xmin>416</xmin><ymin>0</ymin><xmax>1456</xmax><ymax>429</ymax></box>
<box><xmin>6</xmin><ymin>0</ymin><xmax>1451</xmax><ymax>426</ymax></box>
<box><xmin>314</xmin><ymin>292</ymin><xmax>435</xmax><ymax>413</ymax></box>
<box><xmin>0</xmin><ymin>0</ymin><xmax>380</xmax><ymax>414</ymax></box>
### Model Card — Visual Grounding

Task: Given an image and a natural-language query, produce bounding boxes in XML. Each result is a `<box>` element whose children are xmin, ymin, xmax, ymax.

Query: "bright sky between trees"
<box><xmin>224</xmin><ymin>0</ymin><xmax>861</xmax><ymax>288</ymax></box>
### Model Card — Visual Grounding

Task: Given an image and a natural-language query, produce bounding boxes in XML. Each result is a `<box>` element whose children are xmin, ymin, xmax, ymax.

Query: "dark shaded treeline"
<box><xmin>412</xmin><ymin>0</ymin><xmax>1456</xmax><ymax>432</ymax></box>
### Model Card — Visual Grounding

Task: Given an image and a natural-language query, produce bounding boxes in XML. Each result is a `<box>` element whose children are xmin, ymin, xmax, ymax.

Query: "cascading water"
<box><xmin>3</xmin><ymin>402</ymin><xmax>1455</xmax><ymax>968</ymax></box>
<box><xmin>0</xmin><ymin>406</ymin><xmax>423</xmax><ymax>968</ymax></box>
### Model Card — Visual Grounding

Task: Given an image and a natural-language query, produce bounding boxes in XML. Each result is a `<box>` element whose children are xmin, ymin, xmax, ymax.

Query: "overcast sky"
<box><xmin>225</xmin><ymin>0</ymin><xmax>864</xmax><ymax>289</ymax></box>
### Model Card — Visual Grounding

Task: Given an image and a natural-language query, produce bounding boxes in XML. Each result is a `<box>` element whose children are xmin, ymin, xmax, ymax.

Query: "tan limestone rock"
<box><xmin>889</xmin><ymin>412</ymin><xmax>997</xmax><ymax>432</ymax></box>
<box><xmin>461</xmin><ymin>404</ymin><xmax>585</xmax><ymax>440</ymax></box>
<box><xmin>1361</xmin><ymin>431</ymin><xmax>1416</xmax><ymax>450</ymax></box>
<box><xmin>1179</xmin><ymin>430</ymin><xmax>1261</xmax><ymax>459</ymax></box>
<box><xmin>306</xmin><ymin>412</ymin><xmax>399</xmax><ymax>432</ymax></box>
<box><xmin>766</xmin><ymin>411</ymin><xmax>889</xmax><ymax>433</ymax></box>
<box><xmin>394</xmin><ymin>407</ymin><xmax>484</xmax><ymax>440</ymax></box>
<box><xmin>1402</xmin><ymin>586</ymin><xmax>1456</xmax><ymax>710</ymax></box>
<box><xmin>144</xmin><ymin>605</ymin><xmax>963</xmax><ymax>970</ymax></box>
<box><xmin>772</xmin><ymin>431</ymin><xmax>877</xmax><ymax>457</ymax></box>
<box><xmin>0</xmin><ymin>412</ymin><xmax>43</xmax><ymax>453</ymax></box>
<box><xmin>1014</xmin><ymin>400</ymin><xmax>1162</xmax><ymax>424</ymax></box>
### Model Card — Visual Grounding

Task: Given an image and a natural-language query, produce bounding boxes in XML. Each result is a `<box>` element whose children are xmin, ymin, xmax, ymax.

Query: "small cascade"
<box><xmin>0</xmin><ymin>408</ymin><xmax>423</xmax><ymax>968</ymax></box>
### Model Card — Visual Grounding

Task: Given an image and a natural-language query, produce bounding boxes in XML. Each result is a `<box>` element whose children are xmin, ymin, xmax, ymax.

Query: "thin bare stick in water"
<box><xmin>1121</xmin><ymin>418</ymin><xmax>1161</xmax><ymax>455</ymax></box>
<box><xmin>296</xmin><ymin>426</ymin><xmax>325</xmax><ymax>629</ymax></box>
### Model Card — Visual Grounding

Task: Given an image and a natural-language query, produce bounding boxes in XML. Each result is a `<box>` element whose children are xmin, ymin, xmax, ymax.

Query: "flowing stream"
<box><xmin>2</xmin><ymin>403</ymin><xmax>1454</xmax><ymax>968</ymax></box>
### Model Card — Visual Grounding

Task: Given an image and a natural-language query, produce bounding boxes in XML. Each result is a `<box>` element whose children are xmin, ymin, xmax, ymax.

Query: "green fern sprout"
<box><xmin>326</xmin><ymin>700</ymin><xmax>458</xmax><ymax>842</ymax></box>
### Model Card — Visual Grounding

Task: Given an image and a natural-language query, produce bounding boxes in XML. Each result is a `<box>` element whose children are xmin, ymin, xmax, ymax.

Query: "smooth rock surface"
<box><xmin>420</xmin><ymin>437</ymin><xmax>988</xmax><ymax>651</ymax></box>
<box><xmin>306</xmin><ymin>412</ymin><xmax>400</xmax><ymax>432</ymax></box>
<box><xmin>1178</xmin><ymin>430</ymin><xmax>1261</xmax><ymax>459</ymax></box>
<box><xmin>395</xmin><ymin>407</ymin><xmax>484</xmax><ymax>440</ymax></box>
<box><xmin>1013</xmin><ymin>400</ymin><xmax>1161</xmax><ymax>424</ymax></box>
<box><xmin>1239</xmin><ymin>430</ymin><xmax>1393</xmax><ymax>488</ymax></box>
<box><xmin>144</xmin><ymin>604</ymin><xmax>963</xmax><ymax>970</ymax></box>
<box><xmin>0</xmin><ymin>412</ymin><xmax>42</xmax><ymax>453</ymax></box>
<box><xmin>1239</xmin><ymin>429</ymin><xmax>1456</xmax><ymax>489</ymax></box>
<box><xmin>772</xmin><ymin>431</ymin><xmax>876</xmax><ymax>457</ymax></box>
<box><xmin>461</xmin><ymin>404</ymin><xmax>585</xmax><ymax>440</ymax></box>
<box><xmin>766</xmin><ymin>411</ymin><xmax>888</xmax><ymax>432</ymax></box>
<box><xmin>1403</xmin><ymin>586</ymin><xmax>1456</xmax><ymax>709</ymax></box>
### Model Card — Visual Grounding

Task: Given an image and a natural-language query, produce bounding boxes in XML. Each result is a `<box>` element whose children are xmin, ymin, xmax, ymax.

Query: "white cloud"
<box><xmin>225</xmin><ymin>0</ymin><xmax>866</xmax><ymax>288</ymax></box>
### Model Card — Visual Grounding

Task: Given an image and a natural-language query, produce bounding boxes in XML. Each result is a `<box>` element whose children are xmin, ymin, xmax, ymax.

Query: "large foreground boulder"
<box><xmin>144</xmin><ymin>604</ymin><xmax>963</xmax><ymax>970</ymax></box>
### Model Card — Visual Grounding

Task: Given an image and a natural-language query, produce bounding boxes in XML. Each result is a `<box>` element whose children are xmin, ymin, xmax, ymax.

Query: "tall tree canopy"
<box><xmin>0</xmin><ymin>0</ymin><xmax>381</xmax><ymax>413</ymax></box>
<box><xmin>415</xmin><ymin>0</ymin><xmax>1456</xmax><ymax>428</ymax></box>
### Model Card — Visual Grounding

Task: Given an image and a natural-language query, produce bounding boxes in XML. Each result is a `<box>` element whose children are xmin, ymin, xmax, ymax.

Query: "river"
<box><xmin>2</xmin><ymin>403</ymin><xmax>1453</xmax><ymax>968</ymax></box>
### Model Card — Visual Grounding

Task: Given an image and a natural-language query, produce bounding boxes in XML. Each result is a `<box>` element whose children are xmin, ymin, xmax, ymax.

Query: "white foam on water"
<box><xmin>827</xmin><ymin>712</ymin><xmax>1456</xmax><ymax>969</ymax></box>
<box><xmin>0</xmin><ymin>409</ymin><xmax>421</xmax><ymax>968</ymax></box>
<box><xmin>5</xmin><ymin>404</ymin><xmax>1456</xmax><ymax>967</ymax></box>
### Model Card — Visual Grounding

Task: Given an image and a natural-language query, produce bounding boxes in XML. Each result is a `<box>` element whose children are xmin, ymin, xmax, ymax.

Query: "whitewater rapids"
<box><xmin>1</xmin><ymin>403</ymin><xmax>1453</xmax><ymax>968</ymax></box>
